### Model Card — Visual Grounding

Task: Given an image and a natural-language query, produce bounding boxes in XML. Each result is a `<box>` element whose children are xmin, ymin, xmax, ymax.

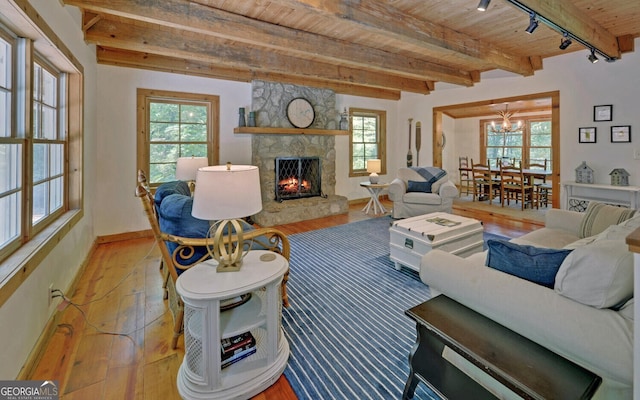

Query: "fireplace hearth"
<box><xmin>275</xmin><ymin>157</ymin><xmax>322</xmax><ymax>201</ymax></box>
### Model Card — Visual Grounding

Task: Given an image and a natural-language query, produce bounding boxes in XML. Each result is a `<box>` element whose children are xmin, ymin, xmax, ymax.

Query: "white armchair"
<box><xmin>388</xmin><ymin>167</ymin><xmax>459</xmax><ymax>219</ymax></box>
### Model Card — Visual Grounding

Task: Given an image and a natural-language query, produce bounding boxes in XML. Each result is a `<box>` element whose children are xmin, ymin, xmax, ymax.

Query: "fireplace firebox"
<box><xmin>275</xmin><ymin>156</ymin><xmax>322</xmax><ymax>201</ymax></box>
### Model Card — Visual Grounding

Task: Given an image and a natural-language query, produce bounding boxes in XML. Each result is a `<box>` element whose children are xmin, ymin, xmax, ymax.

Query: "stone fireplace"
<box><xmin>249</xmin><ymin>81</ymin><xmax>348</xmax><ymax>226</ymax></box>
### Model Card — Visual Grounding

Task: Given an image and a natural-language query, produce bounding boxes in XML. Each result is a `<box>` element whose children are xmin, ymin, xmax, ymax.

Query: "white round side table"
<box><xmin>176</xmin><ymin>250</ymin><xmax>290</xmax><ymax>400</ymax></box>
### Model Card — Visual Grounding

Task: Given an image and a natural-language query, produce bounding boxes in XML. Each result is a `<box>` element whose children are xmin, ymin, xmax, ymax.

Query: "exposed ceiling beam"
<box><xmin>96</xmin><ymin>46</ymin><xmax>403</xmax><ymax>99</ymax></box>
<box><xmin>203</xmin><ymin>0</ymin><xmax>537</xmax><ymax>76</ymax></box>
<box><xmin>65</xmin><ymin>0</ymin><xmax>474</xmax><ymax>86</ymax></box>
<box><xmin>85</xmin><ymin>17</ymin><xmax>438</xmax><ymax>94</ymax></box>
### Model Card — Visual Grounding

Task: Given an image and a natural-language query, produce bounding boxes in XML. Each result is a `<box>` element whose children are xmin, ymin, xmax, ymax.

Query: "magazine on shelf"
<box><xmin>221</xmin><ymin>331</ymin><xmax>256</xmax><ymax>361</ymax></box>
<box><xmin>221</xmin><ymin>346</ymin><xmax>257</xmax><ymax>369</ymax></box>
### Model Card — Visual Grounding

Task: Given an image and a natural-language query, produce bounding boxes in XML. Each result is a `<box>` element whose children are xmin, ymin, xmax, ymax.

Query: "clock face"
<box><xmin>286</xmin><ymin>98</ymin><xmax>315</xmax><ymax>128</ymax></box>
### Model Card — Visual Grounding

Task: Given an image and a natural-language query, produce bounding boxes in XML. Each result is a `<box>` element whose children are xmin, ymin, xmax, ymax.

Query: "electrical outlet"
<box><xmin>48</xmin><ymin>284</ymin><xmax>55</xmax><ymax>307</ymax></box>
<box><xmin>634</xmin><ymin>148</ymin><xmax>640</xmax><ymax>160</ymax></box>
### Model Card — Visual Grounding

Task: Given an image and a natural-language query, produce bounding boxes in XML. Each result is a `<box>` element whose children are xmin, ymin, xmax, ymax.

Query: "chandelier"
<box><xmin>490</xmin><ymin>104</ymin><xmax>522</xmax><ymax>133</ymax></box>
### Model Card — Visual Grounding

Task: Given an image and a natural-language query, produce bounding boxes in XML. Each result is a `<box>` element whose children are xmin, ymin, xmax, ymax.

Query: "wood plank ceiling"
<box><xmin>64</xmin><ymin>0</ymin><xmax>639</xmax><ymax>101</ymax></box>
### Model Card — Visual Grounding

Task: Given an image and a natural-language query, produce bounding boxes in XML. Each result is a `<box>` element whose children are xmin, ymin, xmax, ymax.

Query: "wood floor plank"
<box><xmin>29</xmin><ymin>200</ymin><xmax>538</xmax><ymax>399</ymax></box>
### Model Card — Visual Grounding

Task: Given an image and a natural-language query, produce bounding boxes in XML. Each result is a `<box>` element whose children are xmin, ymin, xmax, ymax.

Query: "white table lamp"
<box><xmin>367</xmin><ymin>159</ymin><xmax>381</xmax><ymax>184</ymax></box>
<box><xmin>191</xmin><ymin>163</ymin><xmax>262</xmax><ymax>272</ymax></box>
<box><xmin>176</xmin><ymin>156</ymin><xmax>208</xmax><ymax>191</ymax></box>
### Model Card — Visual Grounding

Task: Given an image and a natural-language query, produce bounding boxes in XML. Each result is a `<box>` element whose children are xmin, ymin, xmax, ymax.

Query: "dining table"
<box><xmin>459</xmin><ymin>166</ymin><xmax>552</xmax><ymax>206</ymax></box>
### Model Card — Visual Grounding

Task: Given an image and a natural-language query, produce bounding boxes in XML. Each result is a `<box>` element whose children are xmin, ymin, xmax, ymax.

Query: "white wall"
<box><xmin>397</xmin><ymin>41</ymin><xmax>640</xmax><ymax>195</ymax></box>
<box><xmin>0</xmin><ymin>1</ymin><xmax>97</xmax><ymax>379</ymax></box>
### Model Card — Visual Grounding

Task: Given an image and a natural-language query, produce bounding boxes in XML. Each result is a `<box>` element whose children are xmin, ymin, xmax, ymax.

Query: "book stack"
<box><xmin>221</xmin><ymin>331</ymin><xmax>256</xmax><ymax>369</ymax></box>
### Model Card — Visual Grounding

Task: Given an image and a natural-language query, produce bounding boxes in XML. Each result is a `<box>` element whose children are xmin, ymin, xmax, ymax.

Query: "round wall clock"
<box><xmin>286</xmin><ymin>98</ymin><xmax>315</xmax><ymax>128</ymax></box>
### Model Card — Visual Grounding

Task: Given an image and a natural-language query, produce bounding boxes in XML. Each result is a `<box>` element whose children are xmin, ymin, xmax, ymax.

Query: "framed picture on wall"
<box><xmin>611</xmin><ymin>125</ymin><xmax>631</xmax><ymax>143</ymax></box>
<box><xmin>579</xmin><ymin>127</ymin><xmax>597</xmax><ymax>143</ymax></box>
<box><xmin>593</xmin><ymin>105</ymin><xmax>612</xmax><ymax>121</ymax></box>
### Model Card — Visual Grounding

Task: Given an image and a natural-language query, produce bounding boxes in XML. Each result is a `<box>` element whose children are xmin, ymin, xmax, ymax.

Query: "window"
<box><xmin>137</xmin><ymin>89</ymin><xmax>219</xmax><ymax>186</ymax></box>
<box><xmin>0</xmin><ymin>10</ymin><xmax>83</xmax><ymax>269</ymax></box>
<box><xmin>349</xmin><ymin>108</ymin><xmax>386</xmax><ymax>177</ymax></box>
<box><xmin>32</xmin><ymin>61</ymin><xmax>65</xmax><ymax>227</ymax></box>
<box><xmin>482</xmin><ymin>116</ymin><xmax>552</xmax><ymax>169</ymax></box>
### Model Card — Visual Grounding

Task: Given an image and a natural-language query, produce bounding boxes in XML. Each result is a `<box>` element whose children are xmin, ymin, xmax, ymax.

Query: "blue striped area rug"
<box><xmin>282</xmin><ymin>216</ymin><xmax>506</xmax><ymax>399</ymax></box>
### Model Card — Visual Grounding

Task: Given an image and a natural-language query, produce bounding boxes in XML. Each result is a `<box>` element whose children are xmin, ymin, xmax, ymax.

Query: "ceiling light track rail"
<box><xmin>479</xmin><ymin>0</ymin><xmax>617</xmax><ymax>62</ymax></box>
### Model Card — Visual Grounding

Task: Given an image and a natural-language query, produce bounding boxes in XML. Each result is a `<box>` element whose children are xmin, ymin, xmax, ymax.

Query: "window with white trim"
<box><xmin>349</xmin><ymin>108</ymin><xmax>386</xmax><ymax>177</ymax></box>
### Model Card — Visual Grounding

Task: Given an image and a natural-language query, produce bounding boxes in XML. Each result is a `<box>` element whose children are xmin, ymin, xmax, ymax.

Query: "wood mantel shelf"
<box><xmin>234</xmin><ymin>127</ymin><xmax>348</xmax><ymax>135</ymax></box>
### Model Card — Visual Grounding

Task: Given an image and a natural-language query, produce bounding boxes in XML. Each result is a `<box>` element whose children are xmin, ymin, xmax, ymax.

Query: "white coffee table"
<box><xmin>389</xmin><ymin>212</ymin><xmax>484</xmax><ymax>272</ymax></box>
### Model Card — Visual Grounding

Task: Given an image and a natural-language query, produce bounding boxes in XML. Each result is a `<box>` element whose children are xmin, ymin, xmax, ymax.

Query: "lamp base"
<box><xmin>209</xmin><ymin>219</ymin><xmax>250</xmax><ymax>272</ymax></box>
<box><xmin>216</xmin><ymin>261</ymin><xmax>243</xmax><ymax>272</ymax></box>
<box><xmin>369</xmin><ymin>173</ymin><xmax>379</xmax><ymax>184</ymax></box>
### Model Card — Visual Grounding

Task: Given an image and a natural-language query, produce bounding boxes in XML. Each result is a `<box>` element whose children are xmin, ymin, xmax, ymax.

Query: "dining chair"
<box><xmin>499</xmin><ymin>164</ymin><xmax>536</xmax><ymax>210</ymax></box>
<box><xmin>458</xmin><ymin>156</ymin><xmax>473</xmax><ymax>197</ymax></box>
<box><xmin>471</xmin><ymin>159</ymin><xmax>495</xmax><ymax>204</ymax></box>
<box><xmin>528</xmin><ymin>159</ymin><xmax>551</xmax><ymax>207</ymax></box>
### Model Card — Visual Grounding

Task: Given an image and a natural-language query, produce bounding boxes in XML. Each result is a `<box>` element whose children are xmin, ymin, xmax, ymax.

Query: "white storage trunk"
<box><xmin>389</xmin><ymin>212</ymin><xmax>484</xmax><ymax>272</ymax></box>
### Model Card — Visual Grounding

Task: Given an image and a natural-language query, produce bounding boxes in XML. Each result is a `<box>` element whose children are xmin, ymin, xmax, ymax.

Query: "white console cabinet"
<box><xmin>176</xmin><ymin>250</ymin><xmax>289</xmax><ymax>400</ymax></box>
<box><xmin>562</xmin><ymin>181</ymin><xmax>640</xmax><ymax>211</ymax></box>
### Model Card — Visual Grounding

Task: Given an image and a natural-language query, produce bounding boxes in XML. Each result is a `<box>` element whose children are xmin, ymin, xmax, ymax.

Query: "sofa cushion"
<box><xmin>485</xmin><ymin>239</ymin><xmax>572</xmax><ymax>288</ymax></box>
<box><xmin>555</xmin><ymin>238</ymin><xmax>633</xmax><ymax>309</ymax></box>
<box><xmin>402</xmin><ymin>192</ymin><xmax>443</xmax><ymax>205</ymax></box>
<box><xmin>578</xmin><ymin>202</ymin><xmax>636</xmax><ymax>238</ymax></box>
<box><xmin>154</xmin><ymin>180</ymin><xmax>191</xmax><ymax>207</ymax></box>
<box><xmin>407</xmin><ymin>180</ymin><xmax>433</xmax><ymax>193</ymax></box>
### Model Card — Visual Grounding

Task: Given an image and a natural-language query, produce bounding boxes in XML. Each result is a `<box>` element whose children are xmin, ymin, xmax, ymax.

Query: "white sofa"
<box><xmin>419</xmin><ymin>204</ymin><xmax>636</xmax><ymax>399</ymax></box>
<box><xmin>388</xmin><ymin>167</ymin><xmax>459</xmax><ymax>219</ymax></box>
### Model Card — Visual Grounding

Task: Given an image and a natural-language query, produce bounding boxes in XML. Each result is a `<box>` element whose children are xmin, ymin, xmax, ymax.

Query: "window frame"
<box><xmin>480</xmin><ymin>115</ymin><xmax>552</xmax><ymax>169</ymax></box>
<box><xmin>0</xmin><ymin>0</ymin><xmax>84</xmax><ymax>306</ymax></box>
<box><xmin>136</xmin><ymin>89</ymin><xmax>220</xmax><ymax>187</ymax></box>
<box><xmin>348</xmin><ymin>107</ymin><xmax>387</xmax><ymax>178</ymax></box>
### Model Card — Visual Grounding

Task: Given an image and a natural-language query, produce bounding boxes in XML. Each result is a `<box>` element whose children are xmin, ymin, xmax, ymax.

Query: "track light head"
<box><xmin>477</xmin><ymin>0</ymin><xmax>491</xmax><ymax>11</ymax></box>
<box><xmin>525</xmin><ymin>13</ymin><xmax>539</xmax><ymax>34</ymax></box>
<box><xmin>559</xmin><ymin>32</ymin><xmax>572</xmax><ymax>50</ymax></box>
<box><xmin>587</xmin><ymin>48</ymin><xmax>599</xmax><ymax>63</ymax></box>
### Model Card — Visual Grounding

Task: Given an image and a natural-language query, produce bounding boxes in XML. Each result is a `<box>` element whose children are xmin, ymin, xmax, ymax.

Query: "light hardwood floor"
<box><xmin>28</xmin><ymin>199</ymin><xmax>540</xmax><ymax>399</ymax></box>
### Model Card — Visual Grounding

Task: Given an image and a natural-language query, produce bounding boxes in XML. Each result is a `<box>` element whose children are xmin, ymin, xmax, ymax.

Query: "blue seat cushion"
<box><xmin>485</xmin><ymin>239</ymin><xmax>572</xmax><ymax>288</ymax></box>
<box><xmin>158</xmin><ymin>193</ymin><xmax>210</xmax><ymax>270</ymax></box>
<box><xmin>154</xmin><ymin>180</ymin><xmax>191</xmax><ymax>208</ymax></box>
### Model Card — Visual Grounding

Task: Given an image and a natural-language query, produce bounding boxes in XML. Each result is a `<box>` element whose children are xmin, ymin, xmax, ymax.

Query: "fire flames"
<box><xmin>278</xmin><ymin>176</ymin><xmax>310</xmax><ymax>193</ymax></box>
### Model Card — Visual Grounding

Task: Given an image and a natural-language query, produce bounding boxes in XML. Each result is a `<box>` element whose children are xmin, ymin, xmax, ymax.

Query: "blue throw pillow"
<box><xmin>154</xmin><ymin>180</ymin><xmax>191</xmax><ymax>208</ymax></box>
<box><xmin>485</xmin><ymin>239</ymin><xmax>572</xmax><ymax>288</ymax></box>
<box><xmin>407</xmin><ymin>180</ymin><xmax>432</xmax><ymax>193</ymax></box>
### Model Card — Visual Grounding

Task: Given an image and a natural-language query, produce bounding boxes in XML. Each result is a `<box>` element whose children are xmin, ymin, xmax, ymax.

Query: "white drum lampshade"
<box><xmin>191</xmin><ymin>164</ymin><xmax>263</xmax><ymax>271</ymax></box>
<box><xmin>367</xmin><ymin>159</ymin><xmax>381</xmax><ymax>184</ymax></box>
<box><xmin>175</xmin><ymin>156</ymin><xmax>208</xmax><ymax>181</ymax></box>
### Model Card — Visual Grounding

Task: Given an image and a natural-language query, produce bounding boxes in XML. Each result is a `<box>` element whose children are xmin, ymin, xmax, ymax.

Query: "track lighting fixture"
<box><xmin>525</xmin><ymin>12</ymin><xmax>538</xmax><ymax>34</ymax></box>
<box><xmin>559</xmin><ymin>32</ymin><xmax>572</xmax><ymax>50</ymax></box>
<box><xmin>495</xmin><ymin>0</ymin><xmax>617</xmax><ymax>62</ymax></box>
<box><xmin>477</xmin><ymin>0</ymin><xmax>491</xmax><ymax>11</ymax></box>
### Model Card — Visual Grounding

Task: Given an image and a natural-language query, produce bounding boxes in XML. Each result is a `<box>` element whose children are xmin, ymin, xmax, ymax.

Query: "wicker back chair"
<box><xmin>135</xmin><ymin>170</ymin><xmax>290</xmax><ymax>349</ymax></box>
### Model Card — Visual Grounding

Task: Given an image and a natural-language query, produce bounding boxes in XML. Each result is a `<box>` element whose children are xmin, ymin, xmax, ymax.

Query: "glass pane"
<box><xmin>364</xmin><ymin>144</ymin><xmax>378</xmax><ymax>158</ymax></box>
<box><xmin>42</xmin><ymin>105</ymin><xmax>57</xmax><ymax>140</ymax></box>
<box><xmin>42</xmin><ymin>68</ymin><xmax>56</xmax><ymax>107</ymax></box>
<box><xmin>32</xmin><ymin>181</ymin><xmax>48</xmax><ymax>224</ymax></box>
<box><xmin>33</xmin><ymin>103</ymin><xmax>40</xmax><ymax>138</ymax></box>
<box><xmin>50</xmin><ymin>176</ymin><xmax>63</xmax><ymax>212</ymax></box>
<box><xmin>0</xmin><ymin>192</ymin><xmax>20</xmax><ymax>247</ymax></box>
<box><xmin>0</xmin><ymin>37</ymin><xmax>11</xmax><ymax>89</ymax></box>
<box><xmin>150</xmin><ymin>122</ymin><xmax>179</xmax><ymax>141</ymax></box>
<box><xmin>352</xmin><ymin>143</ymin><xmax>364</xmax><ymax>158</ymax></box>
<box><xmin>33</xmin><ymin>64</ymin><xmax>41</xmax><ymax>100</ymax></box>
<box><xmin>33</xmin><ymin>143</ymin><xmax>48</xmax><ymax>182</ymax></box>
<box><xmin>50</xmin><ymin>144</ymin><xmax>63</xmax><ymax>175</ymax></box>
<box><xmin>180</xmin><ymin>144</ymin><xmax>207</xmax><ymax>158</ymax></box>
<box><xmin>180</xmin><ymin>104</ymin><xmax>207</xmax><ymax>123</ymax></box>
<box><xmin>150</xmin><ymin>163</ymin><xmax>176</xmax><ymax>184</ymax></box>
<box><xmin>0</xmin><ymin>143</ymin><xmax>21</xmax><ymax>193</ymax></box>
<box><xmin>150</xmin><ymin>143</ymin><xmax>179</xmax><ymax>163</ymax></box>
<box><xmin>0</xmin><ymin>90</ymin><xmax>11</xmax><ymax>137</ymax></box>
<box><xmin>150</xmin><ymin>102</ymin><xmax>179</xmax><ymax>122</ymax></box>
<box><xmin>180</xmin><ymin>124</ymin><xmax>207</xmax><ymax>142</ymax></box>
<box><xmin>352</xmin><ymin>156</ymin><xmax>365</xmax><ymax>171</ymax></box>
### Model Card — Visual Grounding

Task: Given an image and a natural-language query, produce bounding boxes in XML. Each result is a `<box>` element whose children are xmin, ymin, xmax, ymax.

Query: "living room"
<box><xmin>1</xmin><ymin>1</ymin><xmax>639</xmax><ymax>399</ymax></box>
